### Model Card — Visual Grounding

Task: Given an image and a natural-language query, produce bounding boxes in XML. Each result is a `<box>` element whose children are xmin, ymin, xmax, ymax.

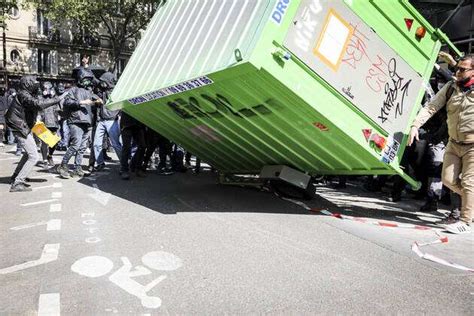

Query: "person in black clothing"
<box><xmin>92</xmin><ymin>72</ymin><xmax>122</xmax><ymax>171</ymax></box>
<box><xmin>0</xmin><ymin>90</ymin><xmax>7</xmax><ymax>146</ymax></box>
<box><xmin>57</xmin><ymin>68</ymin><xmax>102</xmax><ymax>179</ymax></box>
<box><xmin>120</xmin><ymin>112</ymin><xmax>146</xmax><ymax>180</ymax></box>
<box><xmin>39</xmin><ymin>81</ymin><xmax>61</xmax><ymax>167</ymax></box>
<box><xmin>6</xmin><ymin>75</ymin><xmax>63</xmax><ymax>192</ymax></box>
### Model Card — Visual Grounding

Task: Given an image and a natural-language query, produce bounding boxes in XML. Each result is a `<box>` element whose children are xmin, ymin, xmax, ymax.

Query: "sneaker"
<box><xmin>121</xmin><ymin>172</ymin><xmax>130</xmax><ymax>180</ymax></box>
<box><xmin>438</xmin><ymin>216</ymin><xmax>459</xmax><ymax>226</ymax></box>
<box><xmin>10</xmin><ymin>183</ymin><xmax>32</xmax><ymax>192</ymax></box>
<box><xmin>95</xmin><ymin>163</ymin><xmax>106</xmax><ymax>172</ymax></box>
<box><xmin>57</xmin><ymin>164</ymin><xmax>71</xmax><ymax>179</ymax></box>
<box><xmin>47</xmin><ymin>156</ymin><xmax>55</xmax><ymax>167</ymax></box>
<box><xmin>42</xmin><ymin>160</ymin><xmax>50</xmax><ymax>169</ymax></box>
<box><xmin>444</xmin><ymin>221</ymin><xmax>471</xmax><ymax>234</ymax></box>
<box><xmin>419</xmin><ymin>200</ymin><xmax>438</xmax><ymax>213</ymax></box>
<box><xmin>15</xmin><ymin>150</ymin><xmax>22</xmax><ymax>156</ymax></box>
<box><xmin>157</xmin><ymin>166</ymin><xmax>173</xmax><ymax>176</ymax></box>
<box><xmin>71</xmin><ymin>167</ymin><xmax>85</xmax><ymax>178</ymax></box>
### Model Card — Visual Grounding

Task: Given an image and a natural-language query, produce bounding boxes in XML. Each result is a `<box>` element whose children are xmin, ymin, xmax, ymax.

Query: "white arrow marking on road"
<box><xmin>49</xmin><ymin>204</ymin><xmax>62</xmax><ymax>213</ymax></box>
<box><xmin>33</xmin><ymin>182</ymin><xmax>63</xmax><ymax>190</ymax></box>
<box><xmin>21</xmin><ymin>199</ymin><xmax>58</xmax><ymax>207</ymax></box>
<box><xmin>38</xmin><ymin>293</ymin><xmax>60</xmax><ymax>316</ymax></box>
<box><xmin>10</xmin><ymin>219</ymin><xmax>62</xmax><ymax>231</ymax></box>
<box><xmin>89</xmin><ymin>184</ymin><xmax>111</xmax><ymax>206</ymax></box>
<box><xmin>0</xmin><ymin>244</ymin><xmax>60</xmax><ymax>274</ymax></box>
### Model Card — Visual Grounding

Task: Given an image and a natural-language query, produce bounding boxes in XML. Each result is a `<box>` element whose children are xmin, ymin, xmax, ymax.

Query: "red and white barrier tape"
<box><xmin>278</xmin><ymin>195</ymin><xmax>432</xmax><ymax>230</ymax></box>
<box><xmin>278</xmin><ymin>194</ymin><xmax>474</xmax><ymax>272</ymax></box>
<box><xmin>412</xmin><ymin>235</ymin><xmax>474</xmax><ymax>273</ymax></box>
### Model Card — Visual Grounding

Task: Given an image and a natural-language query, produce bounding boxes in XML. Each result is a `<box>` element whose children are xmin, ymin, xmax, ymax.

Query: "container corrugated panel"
<box><xmin>112</xmin><ymin>0</ymin><xmax>274</xmax><ymax>102</ymax></box>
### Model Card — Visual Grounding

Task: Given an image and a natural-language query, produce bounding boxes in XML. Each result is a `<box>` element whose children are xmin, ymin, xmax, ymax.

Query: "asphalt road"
<box><xmin>0</xmin><ymin>145</ymin><xmax>473</xmax><ymax>314</ymax></box>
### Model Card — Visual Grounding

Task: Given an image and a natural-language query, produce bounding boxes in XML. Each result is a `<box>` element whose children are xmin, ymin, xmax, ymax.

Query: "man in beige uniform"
<box><xmin>409</xmin><ymin>54</ymin><xmax>474</xmax><ymax>234</ymax></box>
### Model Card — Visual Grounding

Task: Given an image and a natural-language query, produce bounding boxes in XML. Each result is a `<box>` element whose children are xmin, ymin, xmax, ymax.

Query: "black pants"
<box><xmin>121</xmin><ymin>126</ymin><xmax>146</xmax><ymax>172</ymax></box>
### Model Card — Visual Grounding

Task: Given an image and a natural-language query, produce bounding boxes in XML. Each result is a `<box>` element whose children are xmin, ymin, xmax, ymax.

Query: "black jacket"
<box><xmin>97</xmin><ymin>72</ymin><xmax>120</xmax><ymax>121</ymax></box>
<box><xmin>40</xmin><ymin>97</ymin><xmax>61</xmax><ymax>129</ymax></box>
<box><xmin>120</xmin><ymin>112</ymin><xmax>144</xmax><ymax>130</ymax></box>
<box><xmin>6</xmin><ymin>76</ymin><xmax>61</xmax><ymax>137</ymax></box>
<box><xmin>63</xmin><ymin>86</ymin><xmax>96</xmax><ymax>125</ymax></box>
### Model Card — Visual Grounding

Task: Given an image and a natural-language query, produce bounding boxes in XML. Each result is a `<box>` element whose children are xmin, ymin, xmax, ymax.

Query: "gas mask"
<box><xmin>79</xmin><ymin>78</ymin><xmax>93</xmax><ymax>88</ymax></box>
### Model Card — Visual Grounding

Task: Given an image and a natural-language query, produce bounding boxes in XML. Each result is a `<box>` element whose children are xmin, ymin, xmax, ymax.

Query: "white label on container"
<box><xmin>128</xmin><ymin>76</ymin><xmax>214</xmax><ymax>105</ymax></box>
<box><xmin>381</xmin><ymin>136</ymin><xmax>400</xmax><ymax>164</ymax></box>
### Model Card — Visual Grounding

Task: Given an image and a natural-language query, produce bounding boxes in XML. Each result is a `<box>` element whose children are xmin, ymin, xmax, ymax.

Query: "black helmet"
<box><xmin>76</xmin><ymin>68</ymin><xmax>95</xmax><ymax>88</ymax></box>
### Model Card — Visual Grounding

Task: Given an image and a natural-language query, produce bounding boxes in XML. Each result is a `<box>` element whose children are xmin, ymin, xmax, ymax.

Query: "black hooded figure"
<box><xmin>57</xmin><ymin>68</ymin><xmax>102</xmax><ymax>179</ymax></box>
<box><xmin>92</xmin><ymin>72</ymin><xmax>122</xmax><ymax>171</ymax></box>
<box><xmin>6</xmin><ymin>75</ymin><xmax>62</xmax><ymax>192</ymax></box>
<box><xmin>38</xmin><ymin>81</ymin><xmax>62</xmax><ymax>167</ymax></box>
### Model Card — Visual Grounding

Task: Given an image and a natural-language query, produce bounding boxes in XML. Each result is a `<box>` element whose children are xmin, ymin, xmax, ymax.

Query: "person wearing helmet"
<box><xmin>57</xmin><ymin>68</ymin><xmax>102</xmax><ymax>179</ymax></box>
<box><xmin>6</xmin><ymin>75</ymin><xmax>63</xmax><ymax>192</ymax></box>
<box><xmin>93</xmin><ymin>72</ymin><xmax>122</xmax><ymax>171</ymax></box>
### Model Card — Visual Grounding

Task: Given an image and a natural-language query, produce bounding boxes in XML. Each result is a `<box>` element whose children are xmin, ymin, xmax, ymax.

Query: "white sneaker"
<box><xmin>444</xmin><ymin>221</ymin><xmax>471</xmax><ymax>234</ymax></box>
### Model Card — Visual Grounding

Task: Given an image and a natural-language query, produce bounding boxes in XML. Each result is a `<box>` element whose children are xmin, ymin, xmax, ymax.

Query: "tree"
<box><xmin>24</xmin><ymin>0</ymin><xmax>166</xmax><ymax>71</ymax></box>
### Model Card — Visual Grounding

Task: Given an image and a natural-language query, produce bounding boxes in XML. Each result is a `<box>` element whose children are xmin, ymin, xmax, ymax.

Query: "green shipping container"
<box><xmin>109</xmin><ymin>0</ymin><xmax>460</xmax><ymax>189</ymax></box>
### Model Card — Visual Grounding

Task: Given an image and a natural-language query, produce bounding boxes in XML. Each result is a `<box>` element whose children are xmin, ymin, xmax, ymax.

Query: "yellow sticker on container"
<box><xmin>313</xmin><ymin>9</ymin><xmax>354</xmax><ymax>72</ymax></box>
<box><xmin>31</xmin><ymin>121</ymin><xmax>60</xmax><ymax>148</ymax></box>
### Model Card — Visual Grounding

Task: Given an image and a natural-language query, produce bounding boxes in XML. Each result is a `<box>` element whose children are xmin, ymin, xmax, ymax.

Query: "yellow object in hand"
<box><xmin>31</xmin><ymin>121</ymin><xmax>61</xmax><ymax>148</ymax></box>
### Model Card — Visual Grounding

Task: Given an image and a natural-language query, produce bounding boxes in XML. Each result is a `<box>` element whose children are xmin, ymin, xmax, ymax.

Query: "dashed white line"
<box><xmin>38</xmin><ymin>293</ymin><xmax>60</xmax><ymax>316</ymax></box>
<box><xmin>51</xmin><ymin>192</ymin><xmax>62</xmax><ymax>199</ymax></box>
<box><xmin>49</xmin><ymin>204</ymin><xmax>62</xmax><ymax>213</ymax></box>
<box><xmin>21</xmin><ymin>199</ymin><xmax>58</xmax><ymax>207</ymax></box>
<box><xmin>47</xmin><ymin>219</ymin><xmax>62</xmax><ymax>231</ymax></box>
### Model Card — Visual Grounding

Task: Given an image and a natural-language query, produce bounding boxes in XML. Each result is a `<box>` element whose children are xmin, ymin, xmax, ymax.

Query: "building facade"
<box><xmin>0</xmin><ymin>4</ymin><xmax>134</xmax><ymax>91</ymax></box>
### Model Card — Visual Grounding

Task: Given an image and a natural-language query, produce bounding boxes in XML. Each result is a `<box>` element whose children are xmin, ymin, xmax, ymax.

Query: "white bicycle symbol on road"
<box><xmin>71</xmin><ymin>251</ymin><xmax>182</xmax><ymax>309</ymax></box>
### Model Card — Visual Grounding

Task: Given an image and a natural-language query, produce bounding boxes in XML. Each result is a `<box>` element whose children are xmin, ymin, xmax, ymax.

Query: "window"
<box><xmin>117</xmin><ymin>58</ymin><xmax>128</xmax><ymax>76</ymax></box>
<box><xmin>38</xmin><ymin>49</ymin><xmax>51</xmax><ymax>74</ymax></box>
<box><xmin>37</xmin><ymin>9</ymin><xmax>50</xmax><ymax>37</ymax></box>
<box><xmin>10</xmin><ymin>50</ymin><xmax>20</xmax><ymax>63</ymax></box>
<box><xmin>8</xmin><ymin>6</ymin><xmax>20</xmax><ymax>19</ymax></box>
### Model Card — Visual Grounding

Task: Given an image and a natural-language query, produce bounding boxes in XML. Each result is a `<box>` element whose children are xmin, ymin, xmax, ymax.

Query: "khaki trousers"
<box><xmin>442</xmin><ymin>141</ymin><xmax>474</xmax><ymax>224</ymax></box>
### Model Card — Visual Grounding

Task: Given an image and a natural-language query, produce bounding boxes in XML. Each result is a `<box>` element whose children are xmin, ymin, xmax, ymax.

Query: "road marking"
<box><xmin>38</xmin><ymin>293</ymin><xmax>60</xmax><ymax>316</ymax></box>
<box><xmin>71</xmin><ymin>252</ymin><xmax>182</xmax><ymax>309</ymax></box>
<box><xmin>49</xmin><ymin>204</ymin><xmax>62</xmax><ymax>213</ymax></box>
<box><xmin>21</xmin><ymin>199</ymin><xmax>58</xmax><ymax>207</ymax></box>
<box><xmin>33</xmin><ymin>182</ymin><xmax>63</xmax><ymax>190</ymax></box>
<box><xmin>51</xmin><ymin>192</ymin><xmax>62</xmax><ymax>199</ymax></box>
<box><xmin>0</xmin><ymin>157</ymin><xmax>18</xmax><ymax>161</ymax></box>
<box><xmin>29</xmin><ymin>174</ymin><xmax>57</xmax><ymax>179</ymax></box>
<box><xmin>10</xmin><ymin>219</ymin><xmax>61</xmax><ymax>231</ymax></box>
<box><xmin>47</xmin><ymin>219</ymin><xmax>62</xmax><ymax>231</ymax></box>
<box><xmin>89</xmin><ymin>184</ymin><xmax>111</xmax><ymax>206</ymax></box>
<box><xmin>0</xmin><ymin>244</ymin><xmax>60</xmax><ymax>274</ymax></box>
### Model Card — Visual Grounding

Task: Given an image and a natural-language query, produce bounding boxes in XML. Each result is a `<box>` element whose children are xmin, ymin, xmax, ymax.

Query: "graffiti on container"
<box><xmin>365</xmin><ymin>55</ymin><xmax>389</xmax><ymax>93</ymax></box>
<box><xmin>167</xmin><ymin>94</ymin><xmax>280</xmax><ymax>120</ymax></box>
<box><xmin>292</xmin><ymin>0</ymin><xmax>323</xmax><ymax>52</ymax></box>
<box><xmin>341</xmin><ymin>24</ymin><xmax>370</xmax><ymax>69</ymax></box>
<box><xmin>378</xmin><ymin>58</ymin><xmax>412</xmax><ymax>124</ymax></box>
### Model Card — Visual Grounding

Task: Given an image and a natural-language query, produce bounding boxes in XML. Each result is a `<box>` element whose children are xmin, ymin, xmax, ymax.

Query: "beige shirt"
<box><xmin>412</xmin><ymin>82</ymin><xmax>474</xmax><ymax>143</ymax></box>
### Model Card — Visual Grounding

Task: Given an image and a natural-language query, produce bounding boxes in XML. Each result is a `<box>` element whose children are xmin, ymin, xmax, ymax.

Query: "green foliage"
<box><xmin>0</xmin><ymin>0</ymin><xmax>19</xmax><ymax>26</ymax></box>
<box><xmin>23</xmin><ymin>0</ymin><xmax>166</xmax><ymax>67</ymax></box>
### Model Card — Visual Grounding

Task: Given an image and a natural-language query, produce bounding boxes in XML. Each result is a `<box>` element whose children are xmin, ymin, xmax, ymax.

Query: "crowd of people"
<box><xmin>0</xmin><ymin>52</ymin><xmax>473</xmax><ymax>234</ymax></box>
<box><xmin>0</xmin><ymin>54</ymin><xmax>196</xmax><ymax>191</ymax></box>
